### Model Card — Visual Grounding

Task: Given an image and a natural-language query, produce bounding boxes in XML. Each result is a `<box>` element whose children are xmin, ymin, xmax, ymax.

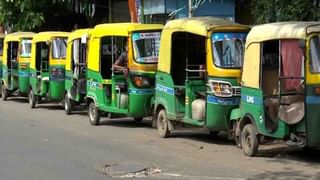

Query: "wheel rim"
<box><xmin>158</xmin><ymin>113</ymin><xmax>166</xmax><ymax>131</ymax></box>
<box><xmin>89</xmin><ymin>105</ymin><xmax>96</xmax><ymax>122</ymax></box>
<box><xmin>245</xmin><ymin>134</ymin><xmax>251</xmax><ymax>149</ymax></box>
<box><xmin>1</xmin><ymin>87</ymin><xmax>4</xmax><ymax>98</ymax></box>
<box><xmin>65</xmin><ymin>96</ymin><xmax>68</xmax><ymax>111</ymax></box>
<box><xmin>29</xmin><ymin>91</ymin><xmax>33</xmax><ymax>105</ymax></box>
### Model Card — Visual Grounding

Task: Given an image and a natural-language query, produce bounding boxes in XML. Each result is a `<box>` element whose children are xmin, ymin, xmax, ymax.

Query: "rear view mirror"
<box><xmin>298</xmin><ymin>39</ymin><xmax>306</xmax><ymax>50</ymax></box>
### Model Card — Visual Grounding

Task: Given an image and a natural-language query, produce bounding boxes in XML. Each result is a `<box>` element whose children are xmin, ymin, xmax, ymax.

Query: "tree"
<box><xmin>251</xmin><ymin>0</ymin><xmax>319</xmax><ymax>24</ymax></box>
<box><xmin>0</xmin><ymin>0</ymin><xmax>91</xmax><ymax>32</ymax></box>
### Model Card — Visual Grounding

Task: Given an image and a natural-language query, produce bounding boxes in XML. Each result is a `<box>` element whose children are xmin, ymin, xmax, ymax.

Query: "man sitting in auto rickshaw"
<box><xmin>112</xmin><ymin>41</ymin><xmax>128</xmax><ymax>78</ymax></box>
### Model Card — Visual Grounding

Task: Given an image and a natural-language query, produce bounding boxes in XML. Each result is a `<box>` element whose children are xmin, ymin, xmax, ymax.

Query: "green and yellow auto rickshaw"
<box><xmin>1</xmin><ymin>32</ymin><xmax>35</xmax><ymax>100</ymax></box>
<box><xmin>29</xmin><ymin>31</ymin><xmax>69</xmax><ymax>108</ymax></box>
<box><xmin>154</xmin><ymin>17</ymin><xmax>250</xmax><ymax>138</ymax></box>
<box><xmin>86</xmin><ymin>23</ymin><xmax>163</xmax><ymax>125</ymax></box>
<box><xmin>64</xmin><ymin>28</ymin><xmax>91</xmax><ymax>114</ymax></box>
<box><xmin>232</xmin><ymin>22</ymin><xmax>320</xmax><ymax>156</ymax></box>
<box><xmin>0</xmin><ymin>33</ymin><xmax>5</xmax><ymax>97</ymax></box>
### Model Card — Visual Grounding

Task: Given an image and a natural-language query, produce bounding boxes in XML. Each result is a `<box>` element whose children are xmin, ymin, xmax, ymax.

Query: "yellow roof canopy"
<box><xmin>163</xmin><ymin>16</ymin><xmax>248</xmax><ymax>36</ymax></box>
<box><xmin>32</xmin><ymin>31</ymin><xmax>69</xmax><ymax>43</ymax></box>
<box><xmin>4</xmin><ymin>32</ymin><xmax>35</xmax><ymax>42</ymax></box>
<box><xmin>68</xmin><ymin>28</ymin><xmax>91</xmax><ymax>43</ymax></box>
<box><xmin>246</xmin><ymin>21</ymin><xmax>320</xmax><ymax>46</ymax></box>
<box><xmin>91</xmin><ymin>23</ymin><xmax>163</xmax><ymax>37</ymax></box>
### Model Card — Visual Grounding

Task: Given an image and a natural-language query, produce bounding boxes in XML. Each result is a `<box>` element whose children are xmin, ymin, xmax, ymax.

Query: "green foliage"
<box><xmin>251</xmin><ymin>0</ymin><xmax>319</xmax><ymax>24</ymax></box>
<box><xmin>0</xmin><ymin>0</ymin><xmax>72</xmax><ymax>31</ymax></box>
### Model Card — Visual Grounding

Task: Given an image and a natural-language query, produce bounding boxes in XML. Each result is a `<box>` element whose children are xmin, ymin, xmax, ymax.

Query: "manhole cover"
<box><xmin>103</xmin><ymin>163</ymin><xmax>148</xmax><ymax>176</ymax></box>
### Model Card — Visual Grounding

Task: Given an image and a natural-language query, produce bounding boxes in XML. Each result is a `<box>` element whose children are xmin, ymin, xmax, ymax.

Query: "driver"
<box><xmin>112</xmin><ymin>41</ymin><xmax>128</xmax><ymax>77</ymax></box>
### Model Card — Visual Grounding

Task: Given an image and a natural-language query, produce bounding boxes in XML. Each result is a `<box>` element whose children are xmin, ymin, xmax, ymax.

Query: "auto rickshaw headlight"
<box><xmin>209</xmin><ymin>80</ymin><xmax>233</xmax><ymax>97</ymax></box>
<box><xmin>132</xmin><ymin>75</ymin><xmax>151</xmax><ymax>88</ymax></box>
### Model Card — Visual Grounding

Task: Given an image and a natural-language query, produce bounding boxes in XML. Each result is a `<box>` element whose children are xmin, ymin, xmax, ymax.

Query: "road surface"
<box><xmin>1</xmin><ymin>97</ymin><xmax>320</xmax><ymax>179</ymax></box>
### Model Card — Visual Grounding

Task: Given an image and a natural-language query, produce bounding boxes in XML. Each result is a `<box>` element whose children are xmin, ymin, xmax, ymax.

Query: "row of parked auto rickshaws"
<box><xmin>1</xmin><ymin>17</ymin><xmax>320</xmax><ymax>157</ymax></box>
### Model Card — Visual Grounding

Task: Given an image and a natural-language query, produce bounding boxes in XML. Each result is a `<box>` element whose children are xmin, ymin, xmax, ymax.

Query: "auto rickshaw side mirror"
<box><xmin>298</xmin><ymin>39</ymin><xmax>306</xmax><ymax>50</ymax></box>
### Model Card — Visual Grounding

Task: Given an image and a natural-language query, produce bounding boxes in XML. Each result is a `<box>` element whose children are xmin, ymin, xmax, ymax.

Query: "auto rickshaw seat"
<box><xmin>280</xmin><ymin>95</ymin><xmax>304</xmax><ymax>105</ymax></box>
<box><xmin>264</xmin><ymin>97</ymin><xmax>279</xmax><ymax>122</ymax></box>
<box><xmin>262</xmin><ymin>69</ymin><xmax>279</xmax><ymax>96</ymax></box>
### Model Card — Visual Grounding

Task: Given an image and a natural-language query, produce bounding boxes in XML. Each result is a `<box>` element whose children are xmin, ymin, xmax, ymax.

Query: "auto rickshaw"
<box><xmin>64</xmin><ymin>28</ymin><xmax>91</xmax><ymax>114</ymax></box>
<box><xmin>232</xmin><ymin>22</ymin><xmax>320</xmax><ymax>156</ymax></box>
<box><xmin>0</xmin><ymin>33</ymin><xmax>5</xmax><ymax>97</ymax></box>
<box><xmin>86</xmin><ymin>23</ymin><xmax>163</xmax><ymax>125</ymax></box>
<box><xmin>29</xmin><ymin>31</ymin><xmax>69</xmax><ymax>108</ymax></box>
<box><xmin>154</xmin><ymin>17</ymin><xmax>250</xmax><ymax>138</ymax></box>
<box><xmin>1</xmin><ymin>32</ymin><xmax>35</xmax><ymax>100</ymax></box>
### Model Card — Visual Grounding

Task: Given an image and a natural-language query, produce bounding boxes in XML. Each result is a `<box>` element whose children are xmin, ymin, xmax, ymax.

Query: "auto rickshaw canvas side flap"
<box><xmin>87</xmin><ymin>36</ymin><xmax>100</xmax><ymax>72</ymax></box>
<box><xmin>30</xmin><ymin>40</ymin><xmax>36</xmax><ymax>70</ymax></box>
<box><xmin>241</xmin><ymin>42</ymin><xmax>260</xmax><ymax>89</ymax></box>
<box><xmin>2</xmin><ymin>39</ymin><xmax>8</xmax><ymax>66</ymax></box>
<box><xmin>157</xmin><ymin>28</ymin><xmax>172</xmax><ymax>74</ymax></box>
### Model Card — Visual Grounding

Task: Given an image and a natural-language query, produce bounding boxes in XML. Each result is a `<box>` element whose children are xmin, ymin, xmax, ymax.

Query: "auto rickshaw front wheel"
<box><xmin>88</xmin><ymin>102</ymin><xmax>100</xmax><ymax>126</ymax></box>
<box><xmin>241</xmin><ymin>124</ymin><xmax>259</xmax><ymax>157</ymax></box>
<box><xmin>1</xmin><ymin>84</ymin><xmax>8</xmax><ymax>101</ymax></box>
<box><xmin>28</xmin><ymin>89</ymin><xmax>36</xmax><ymax>108</ymax></box>
<box><xmin>64</xmin><ymin>93</ymin><xmax>73</xmax><ymax>115</ymax></box>
<box><xmin>157</xmin><ymin>109</ymin><xmax>170</xmax><ymax>138</ymax></box>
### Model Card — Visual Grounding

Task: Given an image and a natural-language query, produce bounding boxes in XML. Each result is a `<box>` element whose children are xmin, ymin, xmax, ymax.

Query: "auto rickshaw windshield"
<box><xmin>20</xmin><ymin>39</ymin><xmax>32</xmax><ymax>58</ymax></box>
<box><xmin>132</xmin><ymin>31</ymin><xmax>161</xmax><ymax>64</ymax></box>
<box><xmin>212</xmin><ymin>32</ymin><xmax>247</xmax><ymax>68</ymax></box>
<box><xmin>52</xmin><ymin>38</ymin><xmax>67</xmax><ymax>59</ymax></box>
<box><xmin>310</xmin><ymin>35</ymin><xmax>320</xmax><ymax>73</ymax></box>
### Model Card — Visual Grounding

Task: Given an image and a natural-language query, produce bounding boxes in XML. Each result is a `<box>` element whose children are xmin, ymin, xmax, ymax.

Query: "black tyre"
<box><xmin>1</xmin><ymin>84</ymin><xmax>8</xmax><ymax>101</ymax></box>
<box><xmin>134</xmin><ymin>117</ymin><xmax>143</xmax><ymax>122</ymax></box>
<box><xmin>241</xmin><ymin>124</ymin><xmax>259</xmax><ymax>157</ymax></box>
<box><xmin>157</xmin><ymin>109</ymin><xmax>170</xmax><ymax>138</ymax></box>
<box><xmin>64</xmin><ymin>93</ymin><xmax>73</xmax><ymax>115</ymax></box>
<box><xmin>88</xmin><ymin>102</ymin><xmax>100</xmax><ymax>126</ymax></box>
<box><xmin>209</xmin><ymin>131</ymin><xmax>219</xmax><ymax>137</ymax></box>
<box><xmin>28</xmin><ymin>89</ymin><xmax>36</xmax><ymax>108</ymax></box>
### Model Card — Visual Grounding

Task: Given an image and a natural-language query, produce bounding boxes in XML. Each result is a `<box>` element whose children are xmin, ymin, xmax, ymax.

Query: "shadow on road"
<box><xmin>99</xmin><ymin>118</ymin><xmax>153</xmax><ymax>129</ymax></box>
<box><xmin>36</xmin><ymin>104</ymin><xmax>64</xmax><ymax>110</ymax></box>
<box><xmin>247</xmin><ymin>170</ymin><xmax>319</xmax><ymax>180</ymax></box>
<box><xmin>6</xmin><ymin>96</ymin><xmax>28</xmax><ymax>103</ymax></box>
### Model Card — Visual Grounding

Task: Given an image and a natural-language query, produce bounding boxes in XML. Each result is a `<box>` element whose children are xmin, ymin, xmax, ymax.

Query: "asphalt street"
<box><xmin>1</xmin><ymin>97</ymin><xmax>320</xmax><ymax>180</ymax></box>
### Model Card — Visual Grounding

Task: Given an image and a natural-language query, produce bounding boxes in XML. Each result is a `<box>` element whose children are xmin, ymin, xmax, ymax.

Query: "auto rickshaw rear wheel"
<box><xmin>28</xmin><ymin>89</ymin><xmax>36</xmax><ymax>108</ymax></box>
<box><xmin>241</xmin><ymin>124</ymin><xmax>258</xmax><ymax>157</ymax></box>
<box><xmin>157</xmin><ymin>109</ymin><xmax>170</xmax><ymax>138</ymax></box>
<box><xmin>64</xmin><ymin>93</ymin><xmax>73</xmax><ymax>115</ymax></box>
<box><xmin>88</xmin><ymin>102</ymin><xmax>100</xmax><ymax>126</ymax></box>
<box><xmin>1</xmin><ymin>84</ymin><xmax>8</xmax><ymax>101</ymax></box>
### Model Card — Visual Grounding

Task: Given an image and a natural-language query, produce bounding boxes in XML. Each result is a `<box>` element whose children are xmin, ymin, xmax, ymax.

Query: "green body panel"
<box><xmin>64</xmin><ymin>70</ymin><xmax>74</xmax><ymax>98</ymax></box>
<box><xmin>305</xmin><ymin>84</ymin><xmax>320</xmax><ymax>146</ymax></box>
<box><xmin>1</xmin><ymin>62</ymin><xmax>30</xmax><ymax>94</ymax></box>
<box><xmin>205</xmin><ymin>77</ymin><xmax>240</xmax><ymax>131</ymax></box>
<box><xmin>240</xmin><ymin>87</ymin><xmax>288</xmax><ymax>138</ymax></box>
<box><xmin>17</xmin><ymin>63</ymin><xmax>30</xmax><ymax>94</ymax></box>
<box><xmin>65</xmin><ymin>70</ymin><xmax>85</xmax><ymax>102</ymax></box>
<box><xmin>2</xmin><ymin>64</ymin><xmax>19</xmax><ymax>91</ymax></box>
<box><xmin>155</xmin><ymin>71</ymin><xmax>179</xmax><ymax>120</ymax></box>
<box><xmin>87</xmin><ymin>69</ymin><xmax>154</xmax><ymax>117</ymax></box>
<box><xmin>29</xmin><ymin>65</ymin><xmax>65</xmax><ymax>101</ymax></box>
<box><xmin>127</xmin><ymin>72</ymin><xmax>154</xmax><ymax>117</ymax></box>
<box><xmin>155</xmin><ymin>72</ymin><xmax>241</xmax><ymax>130</ymax></box>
